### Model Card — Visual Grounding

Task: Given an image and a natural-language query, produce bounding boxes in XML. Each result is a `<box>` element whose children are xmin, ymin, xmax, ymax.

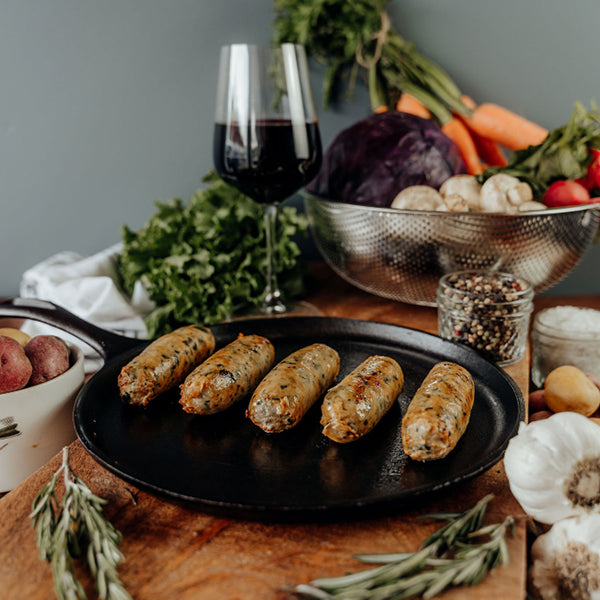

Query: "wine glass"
<box><xmin>213</xmin><ymin>43</ymin><xmax>322</xmax><ymax>317</ymax></box>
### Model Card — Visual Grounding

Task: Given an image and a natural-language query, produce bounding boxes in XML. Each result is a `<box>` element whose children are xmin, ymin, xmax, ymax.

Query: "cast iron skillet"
<box><xmin>0</xmin><ymin>297</ymin><xmax>525</xmax><ymax>521</ymax></box>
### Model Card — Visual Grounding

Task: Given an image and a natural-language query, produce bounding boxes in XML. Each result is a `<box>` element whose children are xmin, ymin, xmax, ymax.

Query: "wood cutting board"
<box><xmin>0</xmin><ymin>263</ymin><xmax>531</xmax><ymax>599</ymax></box>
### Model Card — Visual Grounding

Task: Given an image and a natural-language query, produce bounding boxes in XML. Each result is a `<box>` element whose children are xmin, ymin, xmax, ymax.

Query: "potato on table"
<box><xmin>0</xmin><ymin>335</ymin><xmax>33</xmax><ymax>393</ymax></box>
<box><xmin>24</xmin><ymin>335</ymin><xmax>70</xmax><ymax>386</ymax></box>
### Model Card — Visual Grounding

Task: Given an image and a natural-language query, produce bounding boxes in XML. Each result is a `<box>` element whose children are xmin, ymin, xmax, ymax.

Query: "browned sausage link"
<box><xmin>118</xmin><ymin>325</ymin><xmax>216</xmax><ymax>407</ymax></box>
<box><xmin>320</xmin><ymin>355</ymin><xmax>404</xmax><ymax>443</ymax></box>
<box><xmin>179</xmin><ymin>334</ymin><xmax>275</xmax><ymax>415</ymax></box>
<box><xmin>401</xmin><ymin>361</ymin><xmax>475</xmax><ymax>462</ymax></box>
<box><xmin>247</xmin><ymin>343</ymin><xmax>340</xmax><ymax>433</ymax></box>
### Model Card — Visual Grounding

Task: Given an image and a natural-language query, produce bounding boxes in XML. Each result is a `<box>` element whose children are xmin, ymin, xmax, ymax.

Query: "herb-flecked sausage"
<box><xmin>179</xmin><ymin>334</ymin><xmax>275</xmax><ymax>415</ymax></box>
<box><xmin>247</xmin><ymin>343</ymin><xmax>340</xmax><ymax>433</ymax></box>
<box><xmin>401</xmin><ymin>361</ymin><xmax>475</xmax><ymax>462</ymax></box>
<box><xmin>320</xmin><ymin>355</ymin><xmax>404</xmax><ymax>443</ymax></box>
<box><xmin>118</xmin><ymin>325</ymin><xmax>216</xmax><ymax>407</ymax></box>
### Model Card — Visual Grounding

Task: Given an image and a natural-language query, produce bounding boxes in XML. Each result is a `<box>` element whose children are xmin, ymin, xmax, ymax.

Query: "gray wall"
<box><xmin>1</xmin><ymin>0</ymin><xmax>598</xmax><ymax>297</ymax></box>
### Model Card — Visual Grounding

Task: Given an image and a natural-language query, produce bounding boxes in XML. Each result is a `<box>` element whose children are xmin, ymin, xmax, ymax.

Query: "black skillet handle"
<box><xmin>0</xmin><ymin>297</ymin><xmax>143</xmax><ymax>361</ymax></box>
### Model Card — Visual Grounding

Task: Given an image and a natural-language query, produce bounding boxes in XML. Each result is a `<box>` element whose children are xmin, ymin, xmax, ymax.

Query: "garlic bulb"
<box><xmin>529</xmin><ymin>515</ymin><xmax>600</xmax><ymax>600</ymax></box>
<box><xmin>504</xmin><ymin>412</ymin><xmax>600</xmax><ymax>524</ymax></box>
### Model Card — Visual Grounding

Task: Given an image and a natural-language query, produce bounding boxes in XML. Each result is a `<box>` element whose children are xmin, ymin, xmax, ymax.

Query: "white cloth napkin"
<box><xmin>19</xmin><ymin>243</ymin><xmax>154</xmax><ymax>372</ymax></box>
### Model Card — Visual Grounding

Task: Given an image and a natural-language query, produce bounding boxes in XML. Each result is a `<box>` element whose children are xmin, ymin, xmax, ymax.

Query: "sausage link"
<box><xmin>118</xmin><ymin>325</ymin><xmax>216</xmax><ymax>407</ymax></box>
<box><xmin>179</xmin><ymin>334</ymin><xmax>274</xmax><ymax>414</ymax></box>
<box><xmin>320</xmin><ymin>355</ymin><xmax>404</xmax><ymax>443</ymax></box>
<box><xmin>401</xmin><ymin>361</ymin><xmax>475</xmax><ymax>462</ymax></box>
<box><xmin>247</xmin><ymin>343</ymin><xmax>340</xmax><ymax>433</ymax></box>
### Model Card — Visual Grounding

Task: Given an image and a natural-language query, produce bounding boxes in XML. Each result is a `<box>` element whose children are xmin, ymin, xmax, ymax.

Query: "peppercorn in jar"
<box><xmin>437</xmin><ymin>271</ymin><xmax>534</xmax><ymax>366</ymax></box>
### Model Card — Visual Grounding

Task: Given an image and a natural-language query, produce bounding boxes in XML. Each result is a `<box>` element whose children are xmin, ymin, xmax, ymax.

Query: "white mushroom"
<box><xmin>480</xmin><ymin>174</ymin><xmax>533</xmax><ymax>213</ymax></box>
<box><xmin>518</xmin><ymin>200</ymin><xmax>547</xmax><ymax>212</ymax></box>
<box><xmin>439</xmin><ymin>175</ymin><xmax>482</xmax><ymax>211</ymax></box>
<box><xmin>442</xmin><ymin>193</ymin><xmax>470</xmax><ymax>212</ymax></box>
<box><xmin>391</xmin><ymin>185</ymin><xmax>444</xmax><ymax>211</ymax></box>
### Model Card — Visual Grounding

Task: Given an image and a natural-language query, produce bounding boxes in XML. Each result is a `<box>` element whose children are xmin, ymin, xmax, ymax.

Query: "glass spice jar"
<box><xmin>531</xmin><ymin>306</ymin><xmax>600</xmax><ymax>388</ymax></box>
<box><xmin>437</xmin><ymin>270</ymin><xmax>534</xmax><ymax>366</ymax></box>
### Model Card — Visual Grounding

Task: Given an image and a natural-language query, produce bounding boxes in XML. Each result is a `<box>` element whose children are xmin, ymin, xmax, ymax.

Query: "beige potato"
<box><xmin>544</xmin><ymin>365</ymin><xmax>600</xmax><ymax>416</ymax></box>
<box><xmin>0</xmin><ymin>327</ymin><xmax>31</xmax><ymax>348</ymax></box>
<box><xmin>24</xmin><ymin>335</ymin><xmax>70</xmax><ymax>386</ymax></box>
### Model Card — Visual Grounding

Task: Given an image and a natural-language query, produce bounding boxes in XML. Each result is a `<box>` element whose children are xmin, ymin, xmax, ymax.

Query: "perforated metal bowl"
<box><xmin>304</xmin><ymin>192</ymin><xmax>600</xmax><ymax>306</ymax></box>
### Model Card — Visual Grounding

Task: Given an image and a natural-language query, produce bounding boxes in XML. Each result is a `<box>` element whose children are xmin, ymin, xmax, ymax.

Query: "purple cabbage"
<box><xmin>307</xmin><ymin>112</ymin><xmax>467</xmax><ymax>207</ymax></box>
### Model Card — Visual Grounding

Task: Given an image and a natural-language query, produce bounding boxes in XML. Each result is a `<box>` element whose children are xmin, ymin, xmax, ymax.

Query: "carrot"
<box><xmin>463</xmin><ymin>102</ymin><xmax>548</xmax><ymax>151</ymax></box>
<box><xmin>456</xmin><ymin>95</ymin><xmax>507</xmax><ymax>167</ymax></box>
<box><xmin>469</xmin><ymin>129</ymin><xmax>508</xmax><ymax>167</ymax></box>
<box><xmin>460</xmin><ymin>94</ymin><xmax>477</xmax><ymax>111</ymax></box>
<box><xmin>441</xmin><ymin>117</ymin><xmax>483</xmax><ymax>175</ymax></box>
<box><xmin>396</xmin><ymin>93</ymin><xmax>431</xmax><ymax>119</ymax></box>
<box><xmin>374</xmin><ymin>105</ymin><xmax>389</xmax><ymax>114</ymax></box>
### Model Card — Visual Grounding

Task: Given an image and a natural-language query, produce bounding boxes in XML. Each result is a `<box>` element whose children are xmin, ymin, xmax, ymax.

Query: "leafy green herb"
<box><xmin>478</xmin><ymin>101</ymin><xmax>600</xmax><ymax>197</ymax></box>
<box><xmin>30</xmin><ymin>447</ymin><xmax>131</xmax><ymax>600</ymax></box>
<box><xmin>272</xmin><ymin>0</ymin><xmax>469</xmax><ymax>121</ymax></box>
<box><xmin>292</xmin><ymin>495</ymin><xmax>514</xmax><ymax>599</ymax></box>
<box><xmin>118</xmin><ymin>172</ymin><xmax>309</xmax><ymax>337</ymax></box>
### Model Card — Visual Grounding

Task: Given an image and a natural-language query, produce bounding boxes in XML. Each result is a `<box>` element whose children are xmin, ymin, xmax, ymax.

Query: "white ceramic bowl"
<box><xmin>0</xmin><ymin>343</ymin><xmax>85</xmax><ymax>492</ymax></box>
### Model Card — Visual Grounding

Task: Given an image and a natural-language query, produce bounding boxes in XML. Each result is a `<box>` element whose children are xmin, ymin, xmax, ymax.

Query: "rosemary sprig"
<box><xmin>293</xmin><ymin>495</ymin><xmax>514</xmax><ymax>600</ymax></box>
<box><xmin>30</xmin><ymin>447</ymin><xmax>131</xmax><ymax>600</ymax></box>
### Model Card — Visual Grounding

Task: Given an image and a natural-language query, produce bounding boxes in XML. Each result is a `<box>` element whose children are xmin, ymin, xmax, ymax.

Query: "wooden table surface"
<box><xmin>1</xmin><ymin>264</ymin><xmax>599</xmax><ymax>600</ymax></box>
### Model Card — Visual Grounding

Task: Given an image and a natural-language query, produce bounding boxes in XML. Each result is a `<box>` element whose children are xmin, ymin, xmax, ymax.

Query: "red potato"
<box><xmin>585</xmin><ymin>372</ymin><xmax>600</xmax><ymax>392</ymax></box>
<box><xmin>528</xmin><ymin>389</ymin><xmax>548</xmax><ymax>413</ymax></box>
<box><xmin>529</xmin><ymin>410</ymin><xmax>553</xmax><ymax>422</ymax></box>
<box><xmin>0</xmin><ymin>335</ymin><xmax>33</xmax><ymax>393</ymax></box>
<box><xmin>24</xmin><ymin>335</ymin><xmax>70</xmax><ymax>386</ymax></box>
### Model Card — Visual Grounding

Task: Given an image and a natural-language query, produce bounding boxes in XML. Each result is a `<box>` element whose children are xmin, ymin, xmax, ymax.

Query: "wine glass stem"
<box><xmin>262</xmin><ymin>203</ymin><xmax>286</xmax><ymax>314</ymax></box>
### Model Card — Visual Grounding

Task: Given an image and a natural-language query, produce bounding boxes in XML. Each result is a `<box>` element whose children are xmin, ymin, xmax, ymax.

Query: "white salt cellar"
<box><xmin>531</xmin><ymin>305</ymin><xmax>600</xmax><ymax>387</ymax></box>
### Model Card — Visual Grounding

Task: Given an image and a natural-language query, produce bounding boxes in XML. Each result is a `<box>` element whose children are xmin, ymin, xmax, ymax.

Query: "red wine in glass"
<box><xmin>213</xmin><ymin>43</ymin><xmax>323</xmax><ymax>318</ymax></box>
<box><xmin>213</xmin><ymin>120</ymin><xmax>321</xmax><ymax>205</ymax></box>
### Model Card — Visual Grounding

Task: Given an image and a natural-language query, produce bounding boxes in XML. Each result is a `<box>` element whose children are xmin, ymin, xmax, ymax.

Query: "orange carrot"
<box><xmin>374</xmin><ymin>105</ymin><xmax>389</xmax><ymax>114</ymax></box>
<box><xmin>468</xmin><ymin>128</ymin><xmax>508</xmax><ymax>167</ymax></box>
<box><xmin>396</xmin><ymin>93</ymin><xmax>431</xmax><ymax>119</ymax></box>
<box><xmin>441</xmin><ymin>117</ymin><xmax>484</xmax><ymax>175</ymax></box>
<box><xmin>457</xmin><ymin>96</ymin><xmax>507</xmax><ymax>166</ymax></box>
<box><xmin>463</xmin><ymin>102</ymin><xmax>548</xmax><ymax>151</ymax></box>
<box><xmin>460</xmin><ymin>94</ymin><xmax>477</xmax><ymax>111</ymax></box>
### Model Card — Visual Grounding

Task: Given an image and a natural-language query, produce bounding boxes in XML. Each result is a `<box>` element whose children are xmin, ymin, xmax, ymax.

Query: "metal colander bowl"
<box><xmin>303</xmin><ymin>192</ymin><xmax>600</xmax><ymax>306</ymax></box>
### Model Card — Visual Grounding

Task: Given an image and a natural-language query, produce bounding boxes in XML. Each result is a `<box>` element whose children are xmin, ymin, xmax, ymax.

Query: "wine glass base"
<box><xmin>224</xmin><ymin>300</ymin><xmax>321</xmax><ymax>322</ymax></box>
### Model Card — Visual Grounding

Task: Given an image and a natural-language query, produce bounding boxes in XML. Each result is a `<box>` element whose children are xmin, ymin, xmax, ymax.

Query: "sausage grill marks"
<box><xmin>401</xmin><ymin>361</ymin><xmax>475</xmax><ymax>461</ymax></box>
<box><xmin>179</xmin><ymin>334</ymin><xmax>275</xmax><ymax>415</ymax></box>
<box><xmin>118</xmin><ymin>325</ymin><xmax>216</xmax><ymax>407</ymax></box>
<box><xmin>247</xmin><ymin>343</ymin><xmax>340</xmax><ymax>433</ymax></box>
<box><xmin>119</xmin><ymin>327</ymin><xmax>475</xmax><ymax>458</ymax></box>
<box><xmin>321</xmin><ymin>355</ymin><xmax>405</xmax><ymax>444</ymax></box>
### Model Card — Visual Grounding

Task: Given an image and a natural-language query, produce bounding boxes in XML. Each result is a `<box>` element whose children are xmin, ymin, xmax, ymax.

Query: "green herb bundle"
<box><xmin>118</xmin><ymin>172</ymin><xmax>308</xmax><ymax>338</ymax></box>
<box><xmin>293</xmin><ymin>495</ymin><xmax>514</xmax><ymax>599</ymax></box>
<box><xmin>30</xmin><ymin>447</ymin><xmax>131</xmax><ymax>600</ymax></box>
<box><xmin>478</xmin><ymin>101</ymin><xmax>600</xmax><ymax>198</ymax></box>
<box><xmin>272</xmin><ymin>0</ymin><xmax>469</xmax><ymax>122</ymax></box>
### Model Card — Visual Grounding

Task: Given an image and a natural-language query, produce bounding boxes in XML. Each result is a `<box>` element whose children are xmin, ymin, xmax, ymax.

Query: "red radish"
<box><xmin>543</xmin><ymin>179</ymin><xmax>591</xmax><ymax>207</ymax></box>
<box><xmin>584</xmin><ymin>149</ymin><xmax>600</xmax><ymax>191</ymax></box>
